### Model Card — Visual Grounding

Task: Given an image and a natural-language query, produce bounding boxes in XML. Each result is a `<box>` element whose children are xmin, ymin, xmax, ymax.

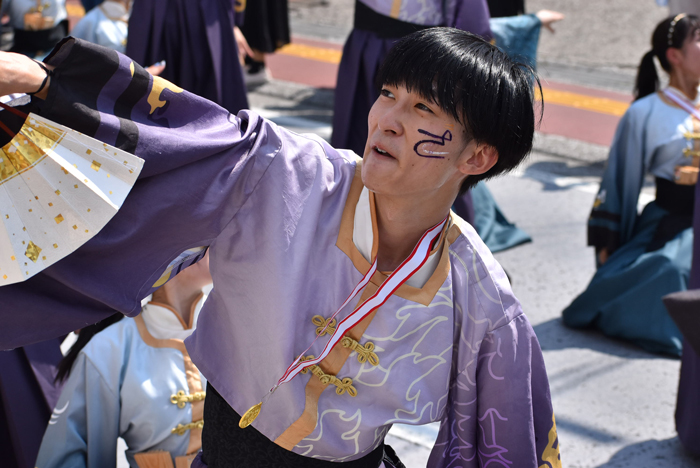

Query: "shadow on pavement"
<box><xmin>522</xmin><ymin>160</ymin><xmax>655</xmax><ymax>193</ymax></box>
<box><xmin>594</xmin><ymin>437</ymin><xmax>700</xmax><ymax>467</ymax></box>
<box><xmin>557</xmin><ymin>415</ymin><xmax>624</xmax><ymax>444</ymax></box>
<box><xmin>533</xmin><ymin>317</ymin><xmax>677</xmax><ymax>361</ymax></box>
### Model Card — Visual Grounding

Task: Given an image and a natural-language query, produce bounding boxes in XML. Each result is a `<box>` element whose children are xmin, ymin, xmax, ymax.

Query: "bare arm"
<box><xmin>0</xmin><ymin>51</ymin><xmax>54</xmax><ymax>99</ymax></box>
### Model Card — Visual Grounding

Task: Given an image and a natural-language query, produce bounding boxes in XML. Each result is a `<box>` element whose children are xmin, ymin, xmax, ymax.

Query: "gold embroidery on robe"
<box><xmin>539</xmin><ymin>413</ymin><xmax>561</xmax><ymax>468</ymax></box>
<box><xmin>147</xmin><ymin>76</ymin><xmax>184</xmax><ymax>115</ymax></box>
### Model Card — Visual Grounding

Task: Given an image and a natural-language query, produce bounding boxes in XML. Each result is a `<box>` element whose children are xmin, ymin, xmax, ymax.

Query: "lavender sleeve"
<box><xmin>0</xmin><ymin>38</ymin><xmax>279</xmax><ymax>349</ymax></box>
<box><xmin>447</xmin><ymin>0</ymin><xmax>493</xmax><ymax>41</ymax></box>
<box><xmin>429</xmin><ymin>314</ymin><xmax>560</xmax><ymax>467</ymax></box>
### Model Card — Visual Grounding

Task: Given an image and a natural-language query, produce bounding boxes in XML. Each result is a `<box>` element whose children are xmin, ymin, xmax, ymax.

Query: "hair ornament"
<box><xmin>668</xmin><ymin>13</ymin><xmax>688</xmax><ymax>47</ymax></box>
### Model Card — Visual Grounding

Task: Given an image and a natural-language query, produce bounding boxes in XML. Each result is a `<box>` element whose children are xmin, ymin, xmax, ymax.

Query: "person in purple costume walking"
<box><xmin>0</xmin><ymin>28</ymin><xmax>559</xmax><ymax>467</ymax></box>
<box><xmin>125</xmin><ymin>0</ymin><xmax>249</xmax><ymax>114</ymax></box>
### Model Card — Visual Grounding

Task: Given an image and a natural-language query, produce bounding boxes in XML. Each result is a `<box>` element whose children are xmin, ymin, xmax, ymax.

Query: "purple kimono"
<box><xmin>675</xmin><ymin>172</ymin><xmax>700</xmax><ymax>455</ymax></box>
<box><xmin>0</xmin><ymin>39</ymin><xmax>559</xmax><ymax>467</ymax></box>
<box><xmin>125</xmin><ymin>0</ymin><xmax>248</xmax><ymax>114</ymax></box>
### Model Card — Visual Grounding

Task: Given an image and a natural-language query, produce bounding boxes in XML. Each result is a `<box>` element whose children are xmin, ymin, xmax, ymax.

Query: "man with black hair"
<box><xmin>0</xmin><ymin>28</ymin><xmax>559</xmax><ymax>467</ymax></box>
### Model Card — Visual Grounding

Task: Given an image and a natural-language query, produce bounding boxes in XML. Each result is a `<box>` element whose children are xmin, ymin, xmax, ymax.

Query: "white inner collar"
<box><xmin>99</xmin><ymin>1</ymin><xmax>130</xmax><ymax>19</ymax></box>
<box><xmin>141</xmin><ymin>294</ymin><xmax>207</xmax><ymax>341</ymax></box>
<box><xmin>352</xmin><ymin>187</ymin><xmax>443</xmax><ymax>289</ymax></box>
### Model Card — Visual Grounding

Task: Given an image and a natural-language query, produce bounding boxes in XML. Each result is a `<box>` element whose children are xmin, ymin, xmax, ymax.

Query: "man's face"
<box><xmin>362</xmin><ymin>84</ymin><xmax>477</xmax><ymax>201</ymax></box>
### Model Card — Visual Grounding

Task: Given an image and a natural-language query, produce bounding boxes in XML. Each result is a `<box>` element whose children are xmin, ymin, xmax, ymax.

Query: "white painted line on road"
<box><xmin>252</xmin><ymin>107</ymin><xmax>332</xmax><ymax>141</ymax></box>
<box><xmin>388</xmin><ymin>422</ymin><xmax>440</xmax><ymax>449</ymax></box>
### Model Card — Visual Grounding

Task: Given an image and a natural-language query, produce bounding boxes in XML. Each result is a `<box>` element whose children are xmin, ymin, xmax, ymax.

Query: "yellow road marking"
<box><xmin>278</xmin><ymin>42</ymin><xmax>631</xmax><ymax>117</ymax></box>
<box><xmin>66</xmin><ymin>3</ymin><xmax>85</xmax><ymax>17</ymax></box>
<box><xmin>538</xmin><ymin>88</ymin><xmax>629</xmax><ymax>117</ymax></box>
<box><xmin>278</xmin><ymin>43</ymin><xmax>342</xmax><ymax>64</ymax></box>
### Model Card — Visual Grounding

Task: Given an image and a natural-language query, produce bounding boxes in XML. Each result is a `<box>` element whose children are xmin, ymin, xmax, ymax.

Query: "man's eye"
<box><xmin>380</xmin><ymin>89</ymin><xmax>394</xmax><ymax>98</ymax></box>
<box><xmin>416</xmin><ymin>103</ymin><xmax>433</xmax><ymax>113</ymax></box>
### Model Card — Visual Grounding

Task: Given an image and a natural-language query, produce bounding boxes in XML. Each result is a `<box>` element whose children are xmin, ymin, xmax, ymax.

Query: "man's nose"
<box><xmin>377</xmin><ymin>105</ymin><xmax>404</xmax><ymax>136</ymax></box>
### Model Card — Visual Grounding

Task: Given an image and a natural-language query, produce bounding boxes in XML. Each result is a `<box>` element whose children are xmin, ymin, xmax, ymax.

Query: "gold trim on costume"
<box><xmin>134</xmin><ymin>315</ymin><xmax>204</xmax><ymax>455</ymax></box>
<box><xmin>390</xmin><ymin>0</ymin><xmax>402</xmax><ymax>18</ymax></box>
<box><xmin>170</xmin><ymin>390</ymin><xmax>206</xmax><ymax>408</ymax></box>
<box><xmin>276</xmin><ymin>164</ymin><xmax>467</xmax><ymax>450</ymax></box>
<box><xmin>171</xmin><ymin>419</ymin><xmax>204</xmax><ymax>436</ymax></box>
<box><xmin>311</xmin><ymin>315</ymin><xmax>380</xmax><ymax>366</ymax></box>
<box><xmin>335</xmin><ymin>164</ymin><xmax>453</xmax><ymax>306</ymax></box>
<box><xmin>300</xmin><ymin>356</ymin><xmax>357</xmax><ymax>397</ymax></box>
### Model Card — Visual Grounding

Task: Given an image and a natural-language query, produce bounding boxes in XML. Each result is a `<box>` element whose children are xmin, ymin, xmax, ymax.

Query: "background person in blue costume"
<box><xmin>70</xmin><ymin>0</ymin><xmax>130</xmax><ymax>54</ymax></box>
<box><xmin>36</xmin><ymin>251</ymin><xmax>211</xmax><ymax>468</ymax></box>
<box><xmin>563</xmin><ymin>14</ymin><xmax>700</xmax><ymax>356</ymax></box>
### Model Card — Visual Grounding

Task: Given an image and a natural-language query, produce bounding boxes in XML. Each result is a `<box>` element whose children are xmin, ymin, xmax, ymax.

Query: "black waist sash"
<box><xmin>655</xmin><ymin>177</ymin><xmax>695</xmax><ymax>216</ymax></box>
<box><xmin>354</xmin><ymin>0</ymin><xmax>432</xmax><ymax>39</ymax></box>
<box><xmin>647</xmin><ymin>177</ymin><xmax>695</xmax><ymax>252</ymax></box>
<box><xmin>202</xmin><ymin>383</ymin><xmax>390</xmax><ymax>468</ymax></box>
<box><xmin>11</xmin><ymin>19</ymin><xmax>68</xmax><ymax>55</ymax></box>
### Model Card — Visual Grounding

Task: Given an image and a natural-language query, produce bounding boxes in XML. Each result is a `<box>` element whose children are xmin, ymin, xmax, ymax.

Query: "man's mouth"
<box><xmin>373</xmin><ymin>146</ymin><xmax>395</xmax><ymax>159</ymax></box>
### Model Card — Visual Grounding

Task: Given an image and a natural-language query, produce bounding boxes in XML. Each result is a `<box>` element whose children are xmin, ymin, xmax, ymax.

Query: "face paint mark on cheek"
<box><xmin>414</xmin><ymin>129</ymin><xmax>453</xmax><ymax>159</ymax></box>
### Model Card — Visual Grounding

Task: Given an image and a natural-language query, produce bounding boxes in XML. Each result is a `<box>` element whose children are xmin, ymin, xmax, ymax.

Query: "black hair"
<box><xmin>634</xmin><ymin>14</ymin><xmax>700</xmax><ymax>101</ymax></box>
<box><xmin>376</xmin><ymin>28</ymin><xmax>542</xmax><ymax>193</ymax></box>
<box><xmin>55</xmin><ymin>312</ymin><xmax>124</xmax><ymax>382</ymax></box>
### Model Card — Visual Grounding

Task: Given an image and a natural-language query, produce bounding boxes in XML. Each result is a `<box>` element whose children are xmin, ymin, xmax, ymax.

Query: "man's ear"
<box><xmin>458</xmin><ymin>143</ymin><xmax>498</xmax><ymax>176</ymax></box>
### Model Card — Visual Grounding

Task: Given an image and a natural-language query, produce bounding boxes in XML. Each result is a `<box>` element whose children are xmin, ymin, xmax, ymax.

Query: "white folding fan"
<box><xmin>0</xmin><ymin>105</ymin><xmax>144</xmax><ymax>286</ymax></box>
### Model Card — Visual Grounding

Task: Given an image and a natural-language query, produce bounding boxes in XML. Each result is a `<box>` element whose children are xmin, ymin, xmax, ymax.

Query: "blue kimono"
<box><xmin>36</xmin><ymin>299</ymin><xmax>207</xmax><ymax>468</ymax></box>
<box><xmin>563</xmin><ymin>89</ymin><xmax>696</xmax><ymax>356</ymax></box>
<box><xmin>70</xmin><ymin>1</ymin><xmax>129</xmax><ymax>54</ymax></box>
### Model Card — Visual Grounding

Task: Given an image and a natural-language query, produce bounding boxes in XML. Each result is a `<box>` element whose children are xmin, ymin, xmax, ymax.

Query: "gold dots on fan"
<box><xmin>55</xmin><ymin>189</ymin><xmax>61</xmax><ymax>195</ymax></box>
<box><xmin>72</xmin><ymin>225</ymin><xmax>77</xmax><ymax>230</ymax></box>
<box><xmin>61</xmin><ymin>167</ymin><xmax>69</xmax><ymax>175</ymax></box>
<box><xmin>24</xmin><ymin>241</ymin><xmax>41</xmax><ymax>263</ymax></box>
<box><xmin>10</xmin><ymin>255</ymin><xmax>15</xmax><ymax>261</ymax></box>
<box><xmin>28</xmin><ymin>209</ymin><xmax>32</xmax><ymax>212</ymax></box>
<box><xmin>91</xmin><ymin>160</ymin><xmax>101</xmax><ymax>172</ymax></box>
<box><xmin>74</xmin><ymin>184</ymin><xmax>78</xmax><ymax>189</ymax></box>
<box><xmin>53</xmin><ymin>243</ymin><xmax>58</xmax><ymax>249</ymax></box>
<box><xmin>86</xmin><ymin>149</ymin><xmax>92</xmax><ymax>155</ymax></box>
<box><xmin>2</xmin><ymin>275</ymin><xmax>6</xmax><ymax>280</ymax></box>
<box><xmin>48</xmin><ymin>202</ymin><xmax>53</xmax><ymax>207</ymax></box>
<box><xmin>54</xmin><ymin>214</ymin><xmax>64</xmax><ymax>224</ymax></box>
